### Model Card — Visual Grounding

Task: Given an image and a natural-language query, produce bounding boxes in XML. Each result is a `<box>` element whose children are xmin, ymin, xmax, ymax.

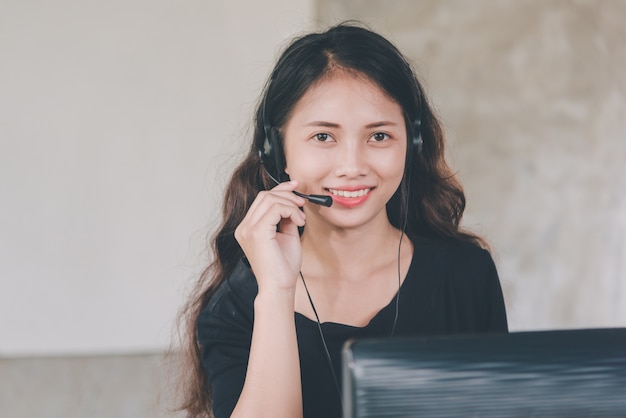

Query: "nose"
<box><xmin>333</xmin><ymin>140</ymin><xmax>369</xmax><ymax>178</ymax></box>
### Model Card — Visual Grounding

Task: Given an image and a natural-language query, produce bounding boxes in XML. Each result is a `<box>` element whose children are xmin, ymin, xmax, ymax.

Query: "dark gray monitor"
<box><xmin>342</xmin><ymin>328</ymin><xmax>626</xmax><ymax>417</ymax></box>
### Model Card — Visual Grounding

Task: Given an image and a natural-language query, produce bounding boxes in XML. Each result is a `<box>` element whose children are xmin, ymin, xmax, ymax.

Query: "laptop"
<box><xmin>342</xmin><ymin>328</ymin><xmax>626</xmax><ymax>417</ymax></box>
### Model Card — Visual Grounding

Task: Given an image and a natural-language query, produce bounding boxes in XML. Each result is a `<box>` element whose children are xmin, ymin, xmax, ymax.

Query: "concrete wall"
<box><xmin>0</xmin><ymin>353</ymin><xmax>183</xmax><ymax>417</ymax></box>
<box><xmin>318</xmin><ymin>0</ymin><xmax>626</xmax><ymax>331</ymax></box>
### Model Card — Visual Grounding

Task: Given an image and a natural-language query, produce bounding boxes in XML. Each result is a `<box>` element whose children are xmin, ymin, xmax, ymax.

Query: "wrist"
<box><xmin>254</xmin><ymin>286</ymin><xmax>296</xmax><ymax>313</ymax></box>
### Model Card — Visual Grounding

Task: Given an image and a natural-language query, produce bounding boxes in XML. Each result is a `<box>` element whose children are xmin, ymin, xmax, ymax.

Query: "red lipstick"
<box><xmin>325</xmin><ymin>187</ymin><xmax>373</xmax><ymax>208</ymax></box>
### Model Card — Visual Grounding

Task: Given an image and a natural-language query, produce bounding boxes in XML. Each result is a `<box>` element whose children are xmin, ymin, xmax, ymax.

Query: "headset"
<box><xmin>258</xmin><ymin>80</ymin><xmax>424</xmax><ymax>207</ymax></box>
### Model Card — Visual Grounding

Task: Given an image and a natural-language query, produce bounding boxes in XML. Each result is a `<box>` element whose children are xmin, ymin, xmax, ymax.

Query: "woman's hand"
<box><xmin>234</xmin><ymin>180</ymin><xmax>306</xmax><ymax>293</ymax></box>
<box><xmin>231</xmin><ymin>181</ymin><xmax>306</xmax><ymax>418</ymax></box>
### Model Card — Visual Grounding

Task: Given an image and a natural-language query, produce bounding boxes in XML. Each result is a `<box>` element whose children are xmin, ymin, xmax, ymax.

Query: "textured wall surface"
<box><xmin>0</xmin><ymin>353</ymin><xmax>182</xmax><ymax>418</ymax></box>
<box><xmin>318</xmin><ymin>0</ymin><xmax>626</xmax><ymax>331</ymax></box>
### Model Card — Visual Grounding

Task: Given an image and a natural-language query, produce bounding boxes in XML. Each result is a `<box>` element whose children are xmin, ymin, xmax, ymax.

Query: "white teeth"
<box><xmin>328</xmin><ymin>188</ymin><xmax>371</xmax><ymax>198</ymax></box>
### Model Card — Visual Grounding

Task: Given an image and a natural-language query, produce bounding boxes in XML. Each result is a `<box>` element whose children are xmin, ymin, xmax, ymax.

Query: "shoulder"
<box><xmin>207</xmin><ymin>259</ymin><xmax>258</xmax><ymax>311</ymax></box>
<box><xmin>198</xmin><ymin>259</ymin><xmax>258</xmax><ymax>336</ymax></box>
<box><xmin>411</xmin><ymin>234</ymin><xmax>496</xmax><ymax>288</ymax></box>
<box><xmin>409</xmin><ymin>235</ymin><xmax>507</xmax><ymax>333</ymax></box>
<box><xmin>444</xmin><ymin>238</ymin><xmax>494</xmax><ymax>273</ymax></box>
<box><xmin>412</xmin><ymin>234</ymin><xmax>492</xmax><ymax>266</ymax></box>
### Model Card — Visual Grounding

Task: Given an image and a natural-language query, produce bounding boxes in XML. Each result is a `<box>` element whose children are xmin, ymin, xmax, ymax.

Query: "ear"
<box><xmin>281</xmin><ymin>165</ymin><xmax>292</xmax><ymax>183</ymax></box>
<box><xmin>282</xmin><ymin>132</ymin><xmax>290</xmax><ymax>176</ymax></box>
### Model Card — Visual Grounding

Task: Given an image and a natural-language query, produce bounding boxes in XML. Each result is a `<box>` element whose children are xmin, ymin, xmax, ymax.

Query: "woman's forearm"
<box><xmin>231</xmin><ymin>288</ymin><xmax>303</xmax><ymax>418</ymax></box>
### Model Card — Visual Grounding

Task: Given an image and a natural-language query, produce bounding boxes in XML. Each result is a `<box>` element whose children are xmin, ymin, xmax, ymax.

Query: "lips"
<box><xmin>324</xmin><ymin>187</ymin><xmax>374</xmax><ymax>208</ymax></box>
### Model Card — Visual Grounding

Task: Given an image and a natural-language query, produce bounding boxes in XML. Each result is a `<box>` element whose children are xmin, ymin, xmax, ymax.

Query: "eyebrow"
<box><xmin>365</xmin><ymin>121</ymin><xmax>400</xmax><ymax>129</ymax></box>
<box><xmin>304</xmin><ymin>121</ymin><xmax>341</xmax><ymax>128</ymax></box>
<box><xmin>304</xmin><ymin>121</ymin><xmax>400</xmax><ymax>129</ymax></box>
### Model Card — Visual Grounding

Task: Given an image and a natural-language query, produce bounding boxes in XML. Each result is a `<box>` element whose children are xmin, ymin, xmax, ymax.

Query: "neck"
<box><xmin>300</xmin><ymin>216</ymin><xmax>402</xmax><ymax>281</ymax></box>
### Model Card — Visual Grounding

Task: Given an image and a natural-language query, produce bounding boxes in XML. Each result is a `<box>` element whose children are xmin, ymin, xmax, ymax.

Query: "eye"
<box><xmin>314</xmin><ymin>133</ymin><xmax>332</xmax><ymax>142</ymax></box>
<box><xmin>370</xmin><ymin>132</ymin><xmax>390</xmax><ymax>142</ymax></box>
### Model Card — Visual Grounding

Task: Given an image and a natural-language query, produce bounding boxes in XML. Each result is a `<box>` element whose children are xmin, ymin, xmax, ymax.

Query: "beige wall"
<box><xmin>0</xmin><ymin>0</ymin><xmax>314</xmax><ymax>356</ymax></box>
<box><xmin>318</xmin><ymin>0</ymin><xmax>626</xmax><ymax>331</ymax></box>
<box><xmin>0</xmin><ymin>0</ymin><xmax>314</xmax><ymax>416</ymax></box>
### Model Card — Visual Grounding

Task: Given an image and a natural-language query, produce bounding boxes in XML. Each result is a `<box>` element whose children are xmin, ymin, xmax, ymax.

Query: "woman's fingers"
<box><xmin>241</xmin><ymin>182</ymin><xmax>306</xmax><ymax>228</ymax></box>
<box><xmin>236</xmin><ymin>200</ymin><xmax>305</xmax><ymax>243</ymax></box>
<box><xmin>246</xmin><ymin>181</ymin><xmax>305</xmax><ymax>213</ymax></box>
<box><xmin>235</xmin><ymin>180</ymin><xmax>307</xmax><ymax>248</ymax></box>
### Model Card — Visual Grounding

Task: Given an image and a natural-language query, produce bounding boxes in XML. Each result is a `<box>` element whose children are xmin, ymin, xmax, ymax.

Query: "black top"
<box><xmin>197</xmin><ymin>235</ymin><xmax>508</xmax><ymax>418</ymax></box>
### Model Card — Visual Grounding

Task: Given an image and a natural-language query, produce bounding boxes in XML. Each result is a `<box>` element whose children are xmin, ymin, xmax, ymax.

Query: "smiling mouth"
<box><xmin>326</xmin><ymin>188</ymin><xmax>372</xmax><ymax>198</ymax></box>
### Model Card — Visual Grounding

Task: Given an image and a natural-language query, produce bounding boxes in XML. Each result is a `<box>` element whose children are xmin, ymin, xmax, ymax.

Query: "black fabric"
<box><xmin>197</xmin><ymin>235</ymin><xmax>508</xmax><ymax>418</ymax></box>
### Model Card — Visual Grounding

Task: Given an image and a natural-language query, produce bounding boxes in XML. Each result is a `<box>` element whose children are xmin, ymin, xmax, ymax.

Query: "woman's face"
<box><xmin>282</xmin><ymin>70</ymin><xmax>407</xmax><ymax>231</ymax></box>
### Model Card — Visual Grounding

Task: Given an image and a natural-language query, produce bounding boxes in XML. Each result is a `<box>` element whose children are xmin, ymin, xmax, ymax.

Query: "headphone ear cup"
<box><xmin>413</xmin><ymin>133</ymin><xmax>423</xmax><ymax>155</ymax></box>
<box><xmin>269</xmin><ymin>127</ymin><xmax>289</xmax><ymax>182</ymax></box>
<box><xmin>406</xmin><ymin>118</ymin><xmax>423</xmax><ymax>170</ymax></box>
<box><xmin>259</xmin><ymin>133</ymin><xmax>274</xmax><ymax>174</ymax></box>
<box><xmin>412</xmin><ymin>118</ymin><xmax>423</xmax><ymax>155</ymax></box>
<box><xmin>260</xmin><ymin>127</ymin><xmax>288</xmax><ymax>182</ymax></box>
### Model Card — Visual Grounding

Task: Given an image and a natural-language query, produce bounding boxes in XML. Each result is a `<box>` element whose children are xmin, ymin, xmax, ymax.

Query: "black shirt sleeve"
<box><xmin>197</xmin><ymin>261</ymin><xmax>257</xmax><ymax>418</ymax></box>
<box><xmin>477</xmin><ymin>248</ymin><xmax>508</xmax><ymax>332</ymax></box>
<box><xmin>445</xmin><ymin>241</ymin><xmax>508</xmax><ymax>333</ymax></box>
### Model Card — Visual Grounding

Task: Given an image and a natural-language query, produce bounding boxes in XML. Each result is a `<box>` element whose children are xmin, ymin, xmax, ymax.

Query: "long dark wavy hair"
<box><xmin>176</xmin><ymin>22</ymin><xmax>485</xmax><ymax>417</ymax></box>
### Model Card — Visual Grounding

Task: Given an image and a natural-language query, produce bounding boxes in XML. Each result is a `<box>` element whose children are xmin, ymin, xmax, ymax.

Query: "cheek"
<box><xmin>377</xmin><ymin>149</ymin><xmax>407</xmax><ymax>181</ymax></box>
<box><xmin>285</xmin><ymin>153</ymin><xmax>328</xmax><ymax>181</ymax></box>
<box><xmin>284</xmin><ymin>146</ymin><xmax>325</xmax><ymax>178</ymax></box>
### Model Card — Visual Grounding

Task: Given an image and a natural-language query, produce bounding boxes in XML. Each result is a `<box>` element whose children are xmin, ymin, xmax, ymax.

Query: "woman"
<box><xmin>178</xmin><ymin>23</ymin><xmax>508</xmax><ymax>418</ymax></box>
